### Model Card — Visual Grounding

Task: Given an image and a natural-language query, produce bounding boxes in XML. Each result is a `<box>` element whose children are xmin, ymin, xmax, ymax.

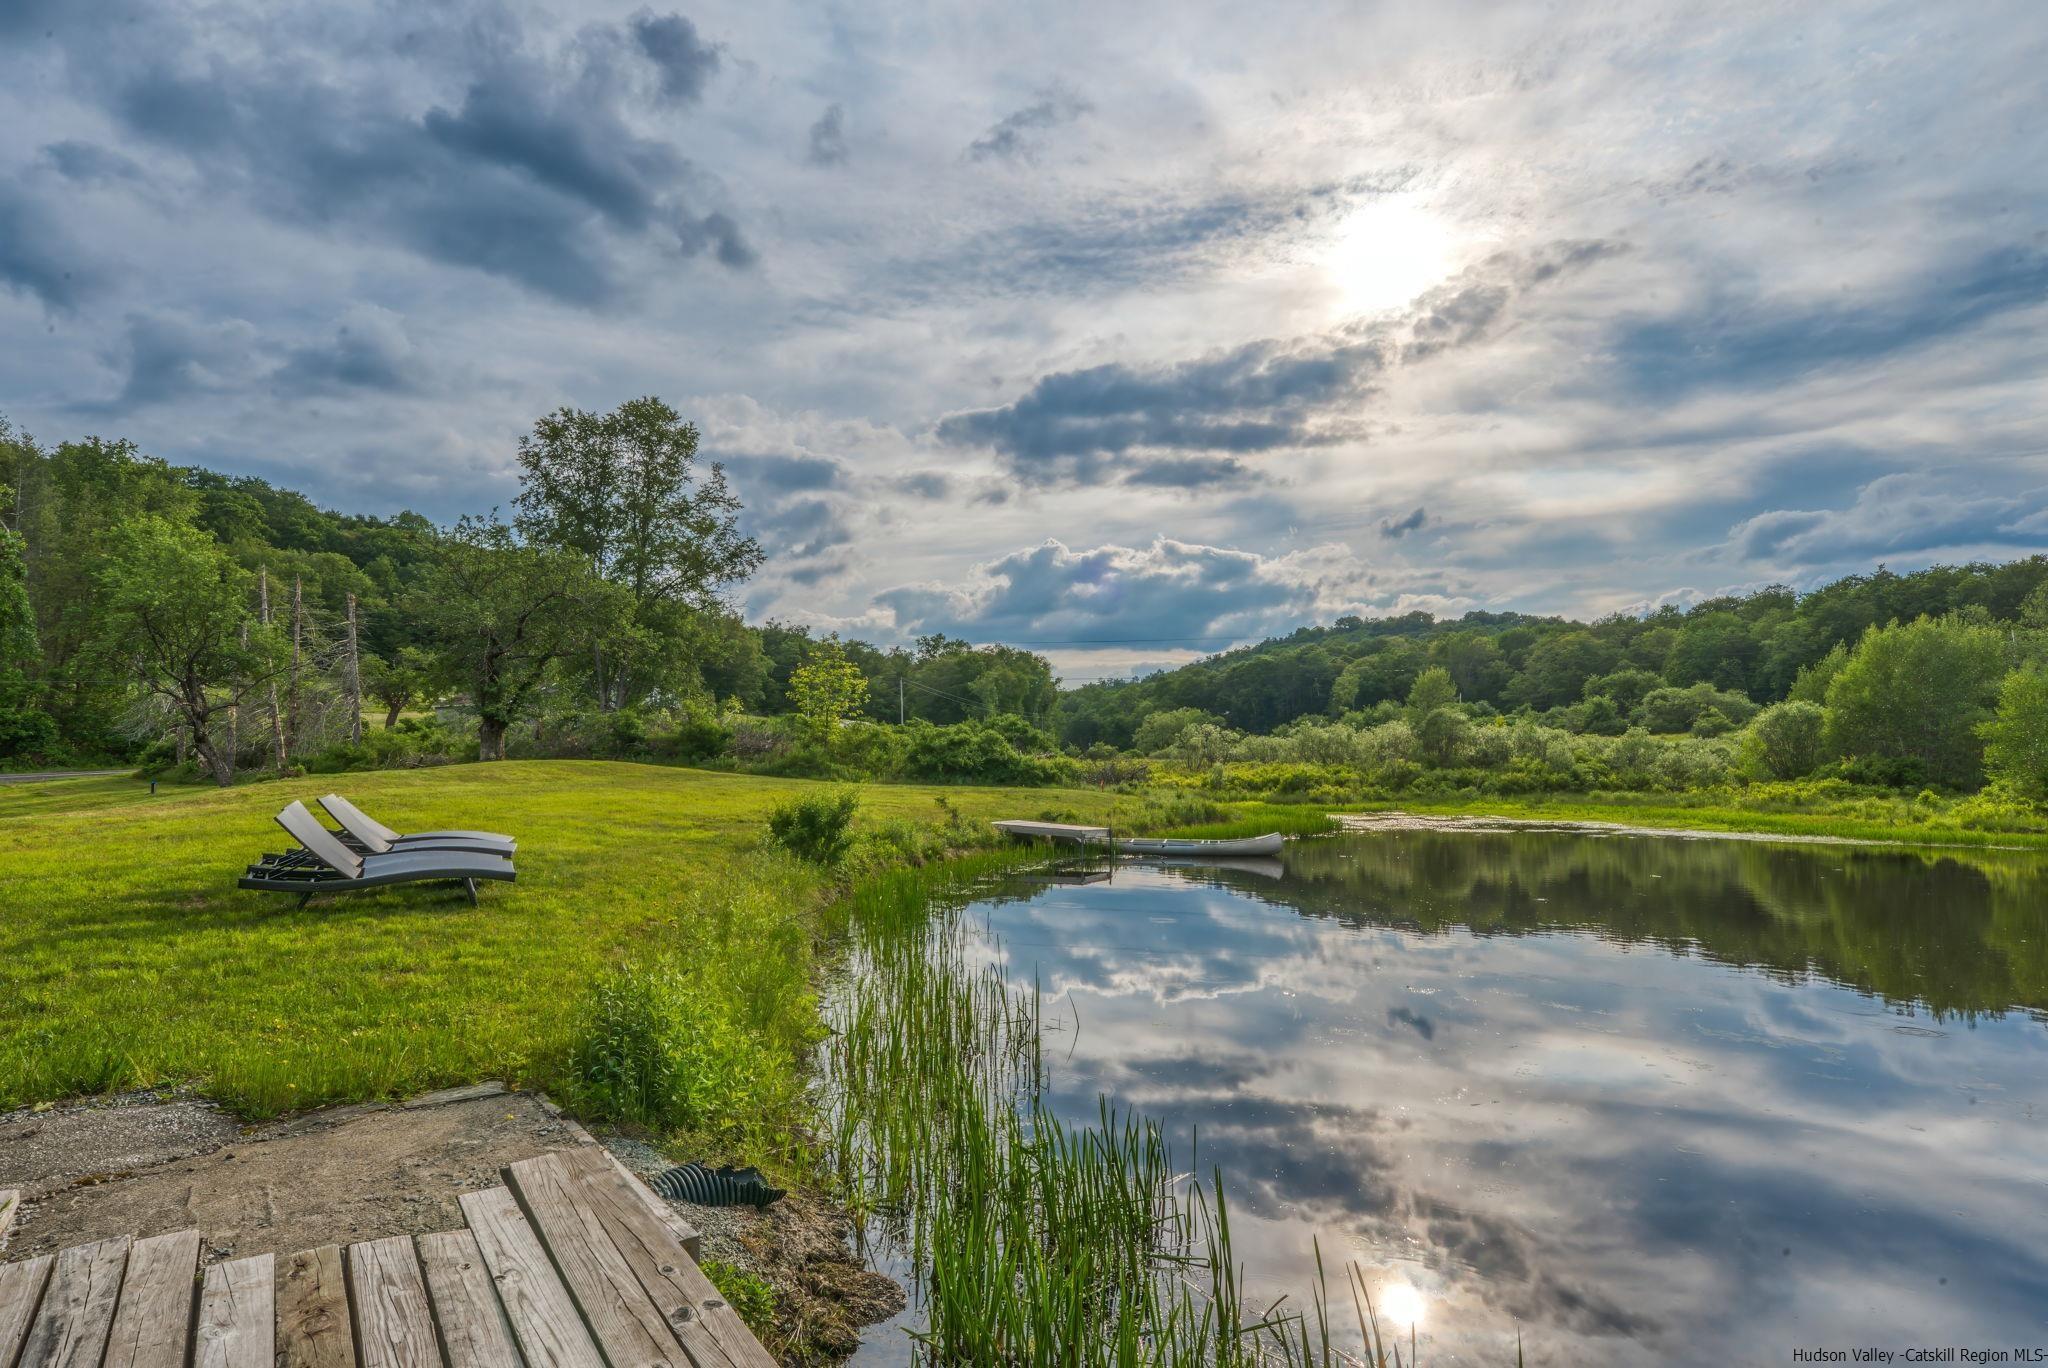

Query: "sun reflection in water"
<box><xmin>1378</xmin><ymin>1281</ymin><xmax>1427</xmax><ymax>1331</ymax></box>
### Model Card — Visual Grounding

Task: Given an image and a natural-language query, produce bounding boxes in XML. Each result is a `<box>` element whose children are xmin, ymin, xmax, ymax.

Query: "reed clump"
<box><xmin>823</xmin><ymin>857</ymin><xmax>1463</xmax><ymax>1365</ymax></box>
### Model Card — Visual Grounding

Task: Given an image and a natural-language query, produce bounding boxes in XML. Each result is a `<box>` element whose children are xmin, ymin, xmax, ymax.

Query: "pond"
<box><xmin>849</xmin><ymin>830</ymin><xmax>2048</xmax><ymax>1365</ymax></box>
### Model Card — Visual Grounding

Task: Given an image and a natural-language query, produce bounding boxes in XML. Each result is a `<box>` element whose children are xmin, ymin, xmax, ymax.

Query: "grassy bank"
<box><xmin>1346</xmin><ymin>789</ymin><xmax>2048</xmax><ymax>848</ymax></box>
<box><xmin>0</xmin><ymin>761</ymin><xmax>1128</xmax><ymax>1119</ymax></box>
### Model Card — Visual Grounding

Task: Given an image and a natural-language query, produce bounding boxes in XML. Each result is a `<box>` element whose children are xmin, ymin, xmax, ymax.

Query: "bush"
<box><xmin>767</xmin><ymin>787</ymin><xmax>862</xmax><ymax>864</ymax></box>
<box><xmin>1740</xmin><ymin>701</ymin><xmax>1829</xmax><ymax>780</ymax></box>
<box><xmin>699</xmin><ymin>1261</ymin><xmax>777</xmax><ymax>1336</ymax></box>
<box><xmin>1634</xmin><ymin>683</ymin><xmax>1759</xmax><ymax>734</ymax></box>
<box><xmin>567</xmin><ymin>958</ymin><xmax>794</xmax><ymax>1134</ymax></box>
<box><xmin>1132</xmin><ymin>707</ymin><xmax>1221</xmax><ymax>755</ymax></box>
<box><xmin>900</xmin><ymin>720</ymin><xmax>1070</xmax><ymax>784</ymax></box>
<box><xmin>1981</xmin><ymin>668</ymin><xmax>2048</xmax><ymax>802</ymax></box>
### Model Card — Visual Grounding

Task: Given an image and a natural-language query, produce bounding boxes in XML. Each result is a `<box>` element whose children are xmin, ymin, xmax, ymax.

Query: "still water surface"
<box><xmin>857</xmin><ymin>830</ymin><xmax>2048</xmax><ymax>1365</ymax></box>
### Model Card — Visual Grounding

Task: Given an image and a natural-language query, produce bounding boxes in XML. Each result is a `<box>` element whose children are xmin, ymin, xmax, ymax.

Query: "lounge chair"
<box><xmin>239</xmin><ymin>801</ymin><xmax>514</xmax><ymax>906</ymax></box>
<box><xmin>318</xmin><ymin>793</ymin><xmax>516</xmax><ymax>857</ymax></box>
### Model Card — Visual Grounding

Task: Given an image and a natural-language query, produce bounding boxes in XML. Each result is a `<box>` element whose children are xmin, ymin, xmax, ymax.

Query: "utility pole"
<box><xmin>261</xmin><ymin>569</ymin><xmax>286</xmax><ymax>772</ymax></box>
<box><xmin>898</xmin><ymin>675</ymin><xmax>906</xmax><ymax>726</ymax></box>
<box><xmin>344</xmin><ymin>592</ymin><xmax>362</xmax><ymax>745</ymax></box>
<box><xmin>287</xmin><ymin>575</ymin><xmax>303</xmax><ymax>756</ymax></box>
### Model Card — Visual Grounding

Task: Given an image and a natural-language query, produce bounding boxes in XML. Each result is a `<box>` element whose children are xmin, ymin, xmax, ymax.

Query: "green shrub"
<box><xmin>1740</xmin><ymin>700</ymin><xmax>1829</xmax><ymax>780</ymax></box>
<box><xmin>1981</xmin><ymin>667</ymin><xmax>2048</xmax><ymax>801</ymax></box>
<box><xmin>567</xmin><ymin>954</ymin><xmax>804</xmax><ymax>1138</ymax></box>
<box><xmin>767</xmin><ymin>787</ymin><xmax>862</xmax><ymax>864</ymax></box>
<box><xmin>699</xmin><ymin>1260</ymin><xmax>777</xmax><ymax>1336</ymax></box>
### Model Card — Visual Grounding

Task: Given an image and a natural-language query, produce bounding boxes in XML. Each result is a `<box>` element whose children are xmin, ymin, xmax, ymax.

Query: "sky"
<box><xmin>3</xmin><ymin>0</ymin><xmax>2046</xmax><ymax>682</ymax></box>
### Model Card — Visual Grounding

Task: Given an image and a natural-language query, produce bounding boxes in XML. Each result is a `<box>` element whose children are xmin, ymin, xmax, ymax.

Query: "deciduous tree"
<box><xmin>94</xmin><ymin>516</ymin><xmax>280</xmax><ymax>785</ymax></box>
<box><xmin>418</xmin><ymin>517</ymin><xmax>627</xmax><ymax>760</ymax></box>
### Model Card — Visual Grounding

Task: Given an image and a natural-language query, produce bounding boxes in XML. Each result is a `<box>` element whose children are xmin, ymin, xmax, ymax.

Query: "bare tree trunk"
<box><xmin>478</xmin><ymin>717</ymin><xmax>507</xmax><ymax>761</ymax></box>
<box><xmin>228</xmin><ymin>620</ymin><xmax>244</xmax><ymax>782</ymax></box>
<box><xmin>261</xmin><ymin>570</ymin><xmax>286</xmax><ymax>772</ymax></box>
<box><xmin>344</xmin><ymin>592</ymin><xmax>362</xmax><ymax>745</ymax></box>
<box><xmin>287</xmin><ymin>574</ymin><xmax>303</xmax><ymax>755</ymax></box>
<box><xmin>385</xmin><ymin>701</ymin><xmax>403</xmax><ymax>730</ymax></box>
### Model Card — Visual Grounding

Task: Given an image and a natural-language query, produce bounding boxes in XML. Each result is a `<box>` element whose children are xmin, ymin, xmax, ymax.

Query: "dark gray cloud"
<box><xmin>893</xmin><ymin>471</ymin><xmax>951</xmax><ymax>499</ymax></box>
<box><xmin>67</xmin><ymin>7</ymin><xmax>749</xmax><ymax>304</ymax></box>
<box><xmin>938</xmin><ymin>241</ymin><xmax>1619</xmax><ymax>488</ymax></box>
<box><xmin>1614</xmin><ymin>245</ymin><xmax>2048</xmax><ymax>400</ymax></box>
<box><xmin>967</xmin><ymin>85</ymin><xmax>1092</xmax><ymax>162</ymax></box>
<box><xmin>270</xmin><ymin>310</ymin><xmax>419</xmax><ymax>397</ymax></box>
<box><xmin>806</xmin><ymin>104</ymin><xmax>848</xmax><ymax>167</ymax></box>
<box><xmin>676</xmin><ymin>210</ymin><xmax>756</xmax><ymax>268</ymax></box>
<box><xmin>879</xmin><ymin>537</ymin><xmax>1319</xmax><ymax>643</ymax></box>
<box><xmin>1380</xmin><ymin>506</ymin><xmax>1428</xmax><ymax>538</ymax></box>
<box><xmin>0</xmin><ymin>179</ymin><xmax>97</xmax><ymax>310</ymax></box>
<box><xmin>97</xmin><ymin>313</ymin><xmax>255</xmax><ymax>409</ymax></box>
<box><xmin>722</xmin><ymin>451</ymin><xmax>847</xmax><ymax>496</ymax></box>
<box><xmin>38</xmin><ymin>140</ymin><xmax>145</xmax><ymax>185</ymax></box>
<box><xmin>629</xmin><ymin>11</ymin><xmax>721</xmax><ymax>104</ymax></box>
<box><xmin>1726</xmin><ymin>473</ymin><xmax>2048</xmax><ymax>568</ymax></box>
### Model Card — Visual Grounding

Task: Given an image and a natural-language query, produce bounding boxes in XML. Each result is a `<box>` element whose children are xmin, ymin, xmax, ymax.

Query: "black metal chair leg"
<box><xmin>297</xmin><ymin>892</ymin><xmax>312</xmax><ymax>909</ymax></box>
<box><xmin>464</xmin><ymin>877</ymin><xmax>478</xmax><ymax>906</ymax></box>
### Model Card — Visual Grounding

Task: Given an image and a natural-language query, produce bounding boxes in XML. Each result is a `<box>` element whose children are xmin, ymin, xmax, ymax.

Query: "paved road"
<box><xmin>0</xmin><ymin>768</ymin><xmax>134</xmax><ymax>785</ymax></box>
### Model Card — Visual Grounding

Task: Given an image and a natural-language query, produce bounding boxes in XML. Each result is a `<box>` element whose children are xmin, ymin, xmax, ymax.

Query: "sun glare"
<box><xmin>1323</xmin><ymin>195</ymin><xmax>1457</xmax><ymax>315</ymax></box>
<box><xmin>1379</xmin><ymin>1281</ymin><xmax>1428</xmax><ymax>1331</ymax></box>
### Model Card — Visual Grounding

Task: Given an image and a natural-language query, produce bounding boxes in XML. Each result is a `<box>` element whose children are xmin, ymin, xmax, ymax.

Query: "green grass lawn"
<box><xmin>0</xmin><ymin>761</ymin><xmax>1122</xmax><ymax>1117</ymax></box>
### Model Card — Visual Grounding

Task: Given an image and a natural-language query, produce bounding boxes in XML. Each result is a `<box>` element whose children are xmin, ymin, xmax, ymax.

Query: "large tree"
<box><xmin>94</xmin><ymin>516</ymin><xmax>280</xmax><ymax>785</ymax></box>
<box><xmin>513</xmin><ymin>397</ymin><xmax>761</xmax><ymax>709</ymax></box>
<box><xmin>417</xmin><ymin>518</ymin><xmax>627</xmax><ymax>760</ymax></box>
<box><xmin>1824</xmin><ymin>615</ymin><xmax>2009</xmax><ymax>788</ymax></box>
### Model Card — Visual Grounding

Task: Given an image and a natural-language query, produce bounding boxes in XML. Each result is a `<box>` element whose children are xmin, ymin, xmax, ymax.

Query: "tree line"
<box><xmin>4</xmin><ymin>400</ymin><xmax>2044</xmax><ymax>801</ymax></box>
<box><xmin>0</xmin><ymin>404</ymin><xmax>1058</xmax><ymax>781</ymax></box>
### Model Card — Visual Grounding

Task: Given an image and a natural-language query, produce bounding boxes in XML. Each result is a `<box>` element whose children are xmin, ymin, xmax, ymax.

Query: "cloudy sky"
<box><xmin>4</xmin><ymin>0</ymin><xmax>2046</xmax><ymax>681</ymax></box>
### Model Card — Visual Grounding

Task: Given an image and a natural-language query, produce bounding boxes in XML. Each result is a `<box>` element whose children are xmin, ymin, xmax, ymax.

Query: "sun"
<box><xmin>1322</xmin><ymin>195</ymin><xmax>1458</xmax><ymax>315</ymax></box>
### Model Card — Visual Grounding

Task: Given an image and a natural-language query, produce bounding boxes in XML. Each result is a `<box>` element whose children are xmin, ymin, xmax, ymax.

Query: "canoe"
<box><xmin>990</xmin><ymin>821</ymin><xmax>1286</xmax><ymax>858</ymax></box>
<box><xmin>1114</xmin><ymin>833</ymin><xmax>1285</xmax><ymax>858</ymax></box>
<box><xmin>991</xmin><ymin>819</ymin><xmax>1110</xmax><ymax>844</ymax></box>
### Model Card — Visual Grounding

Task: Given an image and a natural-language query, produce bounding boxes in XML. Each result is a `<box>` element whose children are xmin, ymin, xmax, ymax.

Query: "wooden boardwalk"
<box><xmin>0</xmin><ymin>1148</ymin><xmax>777</xmax><ymax>1368</ymax></box>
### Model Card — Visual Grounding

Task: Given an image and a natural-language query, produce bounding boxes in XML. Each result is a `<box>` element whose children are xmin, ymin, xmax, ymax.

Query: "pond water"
<box><xmin>853</xmin><ymin>830</ymin><xmax>2048</xmax><ymax>1365</ymax></box>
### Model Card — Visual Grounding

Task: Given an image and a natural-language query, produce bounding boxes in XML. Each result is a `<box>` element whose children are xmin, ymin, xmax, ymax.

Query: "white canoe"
<box><xmin>1114</xmin><ymin>833</ymin><xmax>1285</xmax><ymax>858</ymax></box>
<box><xmin>990</xmin><ymin>820</ymin><xmax>1287</xmax><ymax>859</ymax></box>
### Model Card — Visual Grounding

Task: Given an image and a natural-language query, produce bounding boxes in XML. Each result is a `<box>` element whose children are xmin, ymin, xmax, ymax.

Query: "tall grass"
<box><xmin>822</xmin><ymin>857</ymin><xmax>1446</xmax><ymax>1365</ymax></box>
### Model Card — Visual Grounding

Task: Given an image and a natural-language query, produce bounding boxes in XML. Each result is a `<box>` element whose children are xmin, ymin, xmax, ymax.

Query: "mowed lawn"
<box><xmin>0</xmin><ymin>761</ymin><xmax>1118</xmax><ymax>1116</ymax></box>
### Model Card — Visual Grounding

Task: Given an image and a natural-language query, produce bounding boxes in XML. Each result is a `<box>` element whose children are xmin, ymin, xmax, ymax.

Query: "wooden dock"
<box><xmin>0</xmin><ymin>1147</ymin><xmax>777</xmax><ymax>1367</ymax></box>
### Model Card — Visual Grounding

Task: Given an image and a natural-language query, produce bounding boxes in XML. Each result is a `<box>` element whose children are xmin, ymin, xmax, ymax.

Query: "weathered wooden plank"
<box><xmin>102</xmin><ymin>1229</ymin><xmax>201</xmax><ymax>1368</ymax></box>
<box><xmin>417</xmin><ymin>1230</ymin><xmax>523</xmax><ymax>1368</ymax></box>
<box><xmin>0</xmin><ymin>1191</ymin><xmax>20</xmax><ymax>1253</ymax></box>
<box><xmin>0</xmin><ymin>1255</ymin><xmax>55</xmax><ymax>1368</ymax></box>
<box><xmin>195</xmin><ymin>1254</ymin><xmax>274</xmax><ymax>1368</ymax></box>
<box><xmin>276</xmin><ymin>1246</ymin><xmax>356</xmax><ymax>1368</ymax></box>
<box><xmin>458</xmin><ymin>1188</ymin><xmax>602</xmax><ymax>1368</ymax></box>
<box><xmin>558</xmin><ymin>1148</ymin><xmax>775</xmax><ymax>1368</ymax></box>
<box><xmin>345</xmin><ymin>1237</ymin><xmax>440</xmax><ymax>1368</ymax></box>
<box><xmin>503</xmin><ymin>1154</ymin><xmax>687</xmax><ymax>1367</ymax></box>
<box><xmin>19</xmin><ymin>1235</ymin><xmax>130</xmax><ymax>1368</ymax></box>
<box><xmin>583</xmin><ymin>1146</ymin><xmax>702</xmax><ymax>1262</ymax></box>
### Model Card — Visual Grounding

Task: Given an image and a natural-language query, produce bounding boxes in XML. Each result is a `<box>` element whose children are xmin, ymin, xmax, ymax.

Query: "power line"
<box><xmin>995</xmin><ymin>636</ymin><xmax>1257</xmax><ymax>646</ymax></box>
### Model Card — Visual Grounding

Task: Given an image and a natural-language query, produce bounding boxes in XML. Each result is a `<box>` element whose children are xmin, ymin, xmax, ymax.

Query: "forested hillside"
<box><xmin>1058</xmin><ymin>563</ymin><xmax>2048</xmax><ymax>747</ymax></box>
